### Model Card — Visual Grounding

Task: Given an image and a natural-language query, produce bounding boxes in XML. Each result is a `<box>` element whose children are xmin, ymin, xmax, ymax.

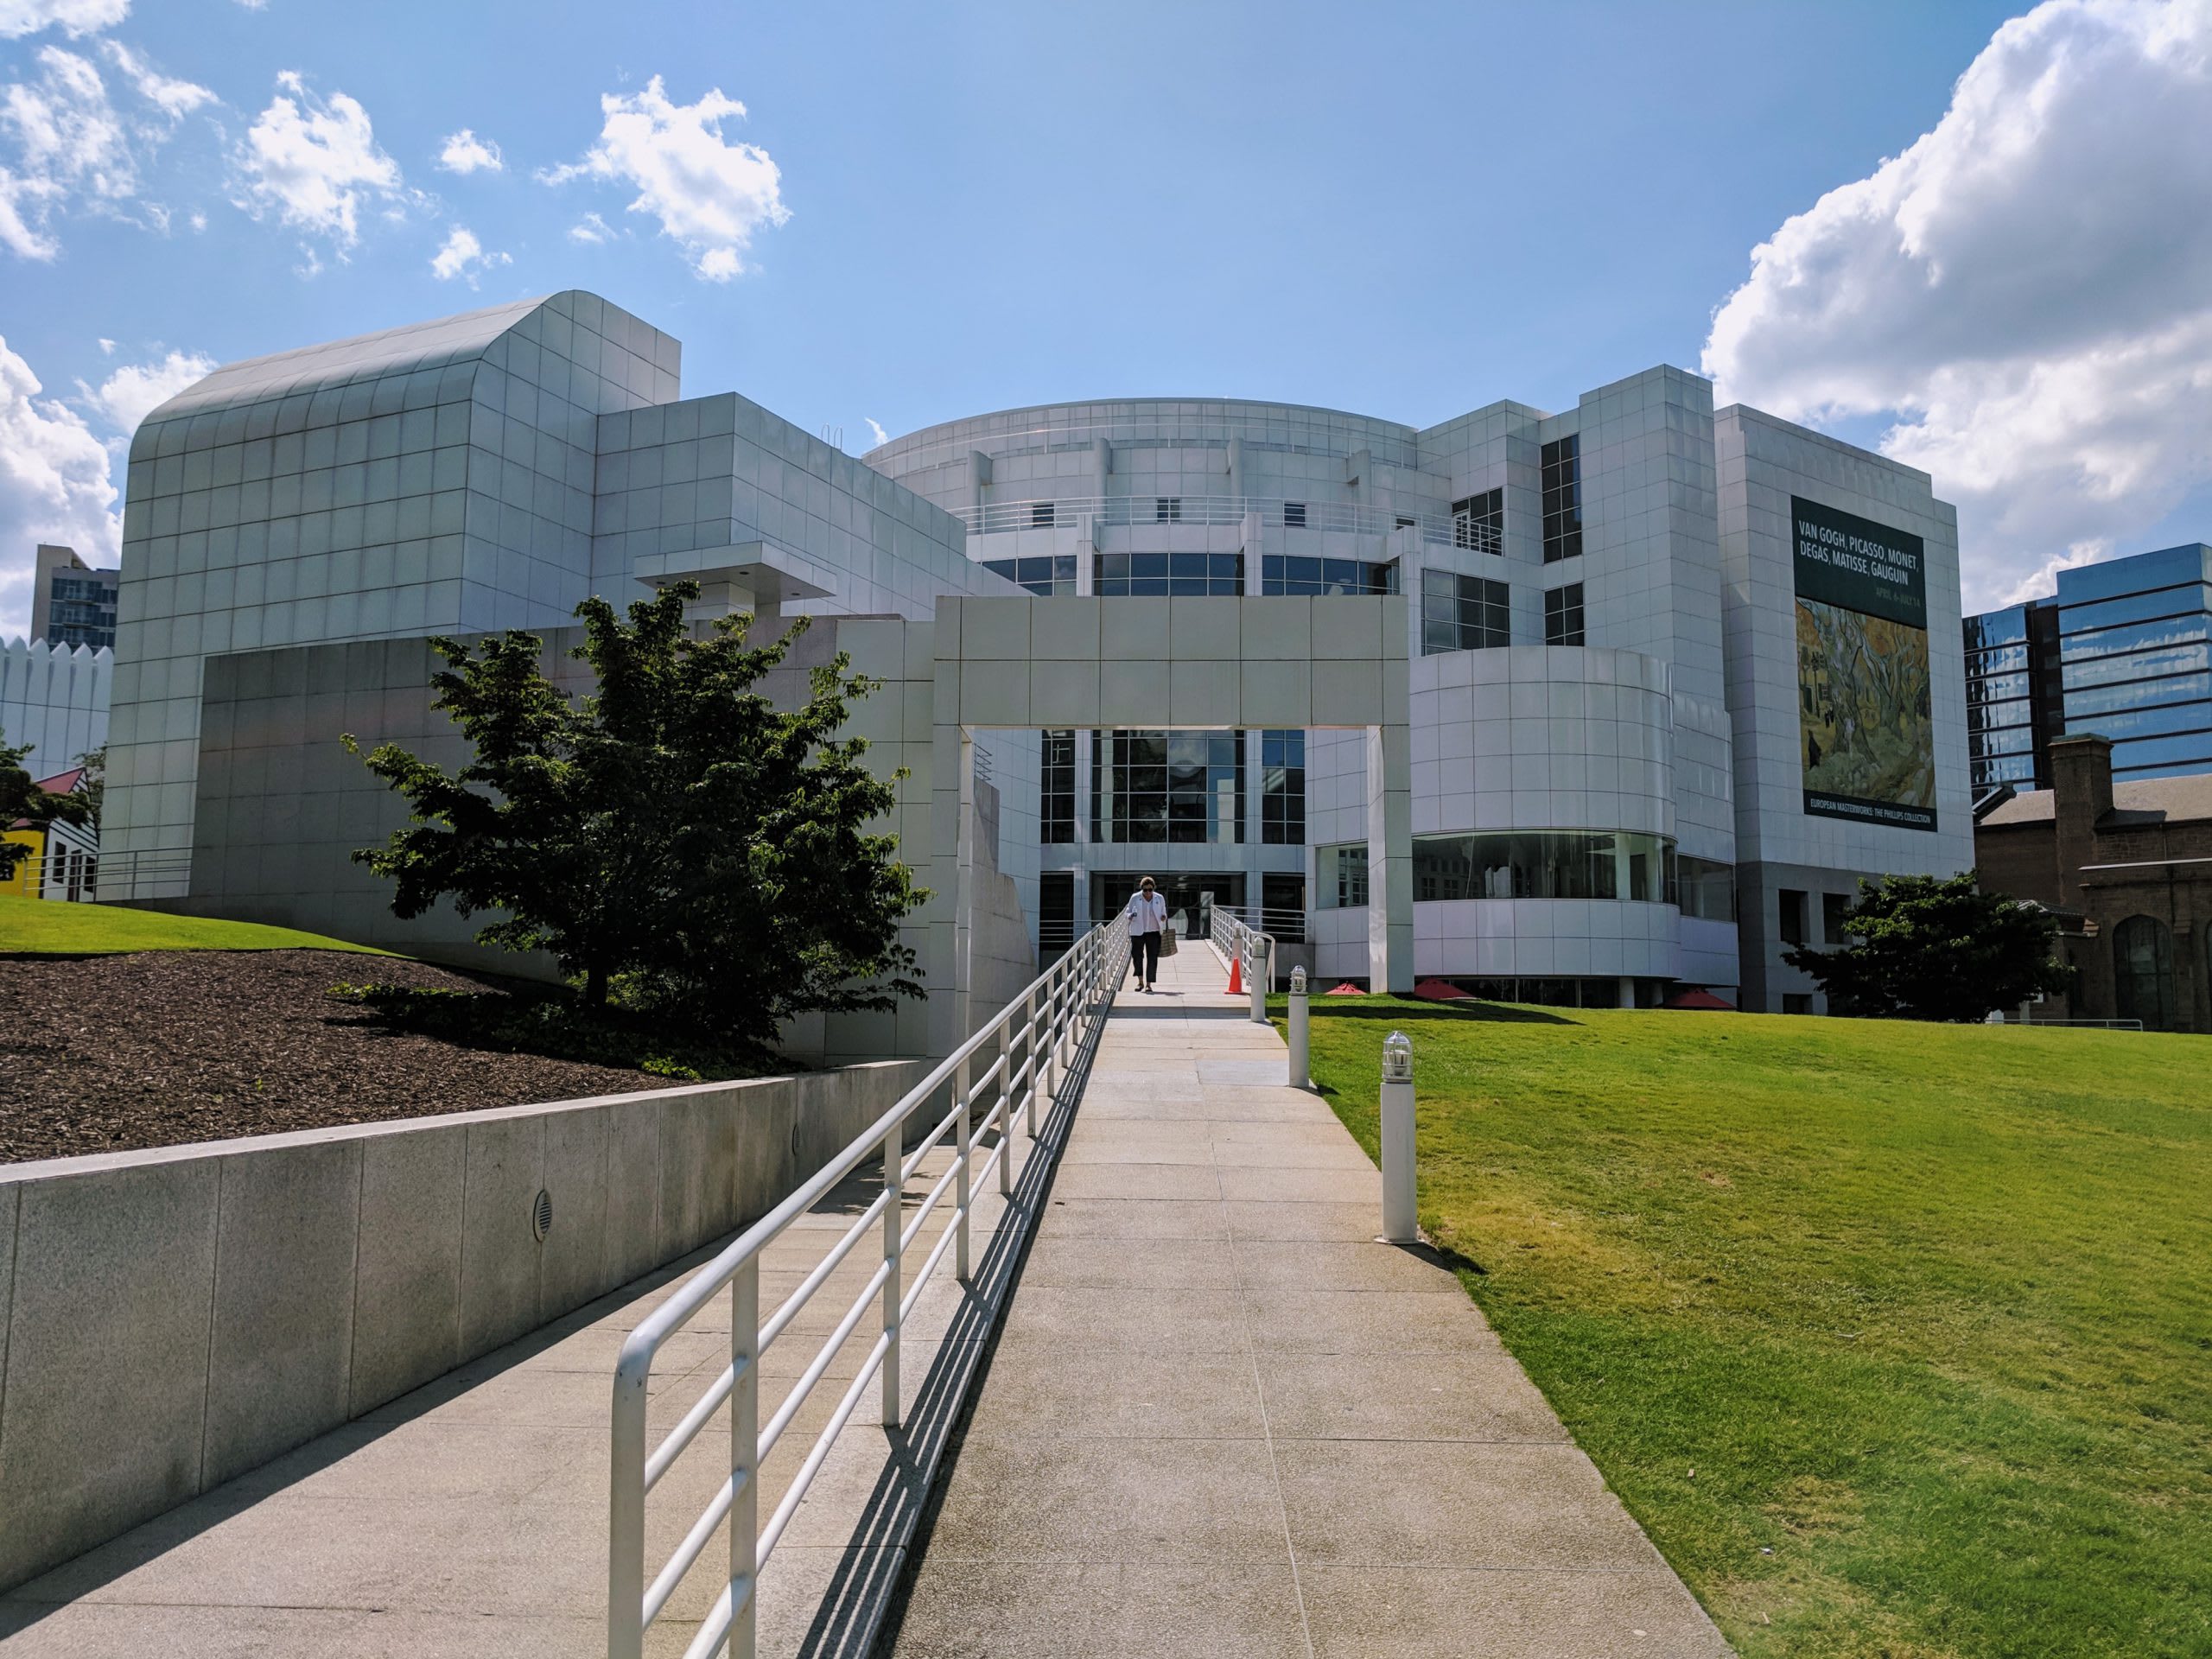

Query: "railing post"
<box><xmin>881</xmin><ymin>1125</ymin><xmax>902</xmax><ymax>1427</ymax></box>
<box><xmin>728</xmin><ymin>1256</ymin><xmax>760</xmax><ymax>1659</ymax></box>
<box><xmin>608</xmin><ymin>1359</ymin><xmax>647</xmax><ymax>1659</ymax></box>
<box><xmin>1288</xmin><ymin>965</ymin><xmax>1310</xmax><ymax>1090</ymax></box>
<box><xmin>1381</xmin><ymin>1032</ymin><xmax>1416</xmax><ymax>1243</ymax></box>
<box><xmin>955</xmin><ymin>1053</ymin><xmax>973</xmax><ymax>1282</ymax></box>
<box><xmin>997</xmin><ymin>1014</ymin><xmax>1015</xmax><ymax>1200</ymax></box>
<box><xmin>1024</xmin><ymin>984</ymin><xmax>1039</xmax><ymax>1137</ymax></box>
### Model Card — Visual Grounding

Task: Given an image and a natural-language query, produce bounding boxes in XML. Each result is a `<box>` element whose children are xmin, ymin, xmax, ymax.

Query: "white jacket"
<box><xmin>1124</xmin><ymin>891</ymin><xmax>1168</xmax><ymax>936</ymax></box>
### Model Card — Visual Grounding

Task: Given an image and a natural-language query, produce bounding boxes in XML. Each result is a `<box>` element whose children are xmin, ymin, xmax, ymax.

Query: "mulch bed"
<box><xmin>0</xmin><ymin>950</ymin><xmax>671</xmax><ymax>1165</ymax></box>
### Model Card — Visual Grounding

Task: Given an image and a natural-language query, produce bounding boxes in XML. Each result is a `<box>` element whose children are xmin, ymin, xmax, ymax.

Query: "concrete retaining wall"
<box><xmin>0</xmin><ymin>1058</ymin><xmax>926</xmax><ymax>1592</ymax></box>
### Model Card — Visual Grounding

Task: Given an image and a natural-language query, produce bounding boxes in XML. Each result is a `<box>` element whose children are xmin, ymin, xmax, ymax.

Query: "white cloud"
<box><xmin>541</xmin><ymin>75</ymin><xmax>788</xmax><ymax>281</ymax></box>
<box><xmin>0</xmin><ymin>0</ymin><xmax>129</xmax><ymax>40</ymax></box>
<box><xmin>79</xmin><ymin>346</ymin><xmax>215</xmax><ymax>435</ymax></box>
<box><xmin>0</xmin><ymin>38</ymin><xmax>215</xmax><ymax>259</ymax></box>
<box><xmin>567</xmin><ymin>210</ymin><xmax>613</xmax><ymax>245</ymax></box>
<box><xmin>96</xmin><ymin>336</ymin><xmax>114</xmax><ymax>353</ymax></box>
<box><xmin>1704</xmin><ymin>0</ymin><xmax>2212</xmax><ymax>608</ymax></box>
<box><xmin>231</xmin><ymin>73</ymin><xmax>403</xmax><ymax>257</ymax></box>
<box><xmin>0</xmin><ymin>334</ymin><xmax>119</xmax><ymax>643</ymax></box>
<box><xmin>429</xmin><ymin>224</ymin><xmax>509</xmax><ymax>285</ymax></box>
<box><xmin>99</xmin><ymin>38</ymin><xmax>213</xmax><ymax>120</ymax></box>
<box><xmin>436</xmin><ymin>127</ymin><xmax>501</xmax><ymax>175</ymax></box>
<box><xmin>864</xmin><ymin>417</ymin><xmax>889</xmax><ymax>449</ymax></box>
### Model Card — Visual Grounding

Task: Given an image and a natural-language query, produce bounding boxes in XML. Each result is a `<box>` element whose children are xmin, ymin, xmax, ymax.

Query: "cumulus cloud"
<box><xmin>429</xmin><ymin>223</ymin><xmax>509</xmax><ymax>284</ymax></box>
<box><xmin>0</xmin><ymin>0</ymin><xmax>128</xmax><ymax>39</ymax></box>
<box><xmin>541</xmin><ymin>75</ymin><xmax>788</xmax><ymax>280</ymax></box>
<box><xmin>0</xmin><ymin>37</ymin><xmax>212</xmax><ymax>259</ymax></box>
<box><xmin>0</xmin><ymin>334</ymin><xmax>119</xmax><ymax>642</ymax></box>
<box><xmin>231</xmin><ymin>72</ymin><xmax>403</xmax><ymax>259</ymax></box>
<box><xmin>1704</xmin><ymin>0</ymin><xmax>2212</xmax><ymax>607</ymax></box>
<box><xmin>78</xmin><ymin>346</ymin><xmax>215</xmax><ymax>436</ymax></box>
<box><xmin>567</xmin><ymin>210</ymin><xmax>613</xmax><ymax>245</ymax></box>
<box><xmin>436</xmin><ymin>127</ymin><xmax>501</xmax><ymax>175</ymax></box>
<box><xmin>864</xmin><ymin>417</ymin><xmax>889</xmax><ymax>448</ymax></box>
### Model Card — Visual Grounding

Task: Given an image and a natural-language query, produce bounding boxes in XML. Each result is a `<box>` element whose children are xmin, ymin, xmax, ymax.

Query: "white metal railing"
<box><xmin>1210</xmin><ymin>903</ymin><xmax>1309</xmax><ymax>945</ymax></box>
<box><xmin>607</xmin><ymin>921</ymin><xmax>1128</xmax><ymax>1659</ymax></box>
<box><xmin>67</xmin><ymin>845</ymin><xmax>192</xmax><ymax>902</ymax></box>
<box><xmin>955</xmin><ymin>494</ymin><xmax>1492</xmax><ymax>549</ymax></box>
<box><xmin>1211</xmin><ymin>905</ymin><xmax>1276</xmax><ymax>1013</ymax></box>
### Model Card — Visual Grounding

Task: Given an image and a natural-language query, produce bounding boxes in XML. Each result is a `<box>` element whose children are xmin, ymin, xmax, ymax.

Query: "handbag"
<box><xmin>1160</xmin><ymin>925</ymin><xmax>1179</xmax><ymax>957</ymax></box>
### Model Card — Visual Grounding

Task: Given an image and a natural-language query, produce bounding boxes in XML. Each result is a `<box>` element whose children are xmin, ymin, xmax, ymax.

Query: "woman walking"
<box><xmin>1123</xmin><ymin>876</ymin><xmax>1167</xmax><ymax>992</ymax></box>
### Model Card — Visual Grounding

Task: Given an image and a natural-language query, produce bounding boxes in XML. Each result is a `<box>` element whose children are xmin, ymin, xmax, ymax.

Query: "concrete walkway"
<box><xmin>887</xmin><ymin>944</ymin><xmax>1730</xmax><ymax>1658</ymax></box>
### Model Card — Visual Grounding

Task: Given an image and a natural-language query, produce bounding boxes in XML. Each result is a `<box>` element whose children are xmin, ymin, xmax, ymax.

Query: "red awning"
<box><xmin>1413</xmin><ymin>978</ymin><xmax>1473</xmax><ymax>1001</ymax></box>
<box><xmin>1662</xmin><ymin>988</ymin><xmax>1737</xmax><ymax>1011</ymax></box>
<box><xmin>1325</xmin><ymin>982</ymin><xmax>1366</xmax><ymax>996</ymax></box>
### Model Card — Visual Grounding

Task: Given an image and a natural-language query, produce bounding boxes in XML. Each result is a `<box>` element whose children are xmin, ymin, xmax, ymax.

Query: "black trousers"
<box><xmin>1130</xmin><ymin>931</ymin><xmax>1161</xmax><ymax>986</ymax></box>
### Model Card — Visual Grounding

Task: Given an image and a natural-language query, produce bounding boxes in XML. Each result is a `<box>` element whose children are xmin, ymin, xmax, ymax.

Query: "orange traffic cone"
<box><xmin>1226</xmin><ymin>953</ymin><xmax>1243</xmax><ymax>995</ymax></box>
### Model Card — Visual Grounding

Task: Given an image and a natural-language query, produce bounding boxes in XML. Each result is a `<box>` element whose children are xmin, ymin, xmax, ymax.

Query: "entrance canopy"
<box><xmin>927</xmin><ymin>594</ymin><xmax>1413</xmax><ymax>1047</ymax></box>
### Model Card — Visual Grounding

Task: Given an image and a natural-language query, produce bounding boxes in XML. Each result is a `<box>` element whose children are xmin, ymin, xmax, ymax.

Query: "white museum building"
<box><xmin>99</xmin><ymin>291</ymin><xmax>1974</xmax><ymax>1051</ymax></box>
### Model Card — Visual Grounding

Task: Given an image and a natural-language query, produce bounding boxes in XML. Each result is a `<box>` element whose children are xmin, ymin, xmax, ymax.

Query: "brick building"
<box><xmin>1976</xmin><ymin>734</ymin><xmax>2212</xmax><ymax>1031</ymax></box>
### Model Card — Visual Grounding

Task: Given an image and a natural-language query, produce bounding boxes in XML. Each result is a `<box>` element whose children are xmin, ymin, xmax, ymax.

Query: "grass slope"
<box><xmin>1296</xmin><ymin>999</ymin><xmax>2211</xmax><ymax>1659</ymax></box>
<box><xmin>0</xmin><ymin>893</ymin><xmax>386</xmax><ymax>956</ymax></box>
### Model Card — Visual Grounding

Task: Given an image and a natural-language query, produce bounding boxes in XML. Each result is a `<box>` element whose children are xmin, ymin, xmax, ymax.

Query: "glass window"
<box><xmin>1040</xmin><ymin>729</ymin><xmax>1076</xmax><ymax>843</ymax></box>
<box><xmin>2062</xmin><ymin>639</ymin><xmax>2212</xmax><ymax>688</ymax></box>
<box><xmin>1030</xmin><ymin>501</ymin><xmax>1056</xmax><ymax>528</ymax></box>
<box><xmin>1544</xmin><ymin>582</ymin><xmax>1586</xmax><ymax>646</ymax></box>
<box><xmin>1260</xmin><ymin>728</ymin><xmax>1306</xmax><ymax>845</ymax></box>
<box><xmin>1095</xmin><ymin>729</ymin><xmax>1243</xmax><ymax>843</ymax></box>
<box><xmin>1678</xmin><ymin>855</ymin><xmax>1735</xmax><ymax>921</ymax></box>
<box><xmin>1262</xmin><ymin>554</ymin><xmax>1399</xmax><ymax>597</ymax></box>
<box><xmin>1093</xmin><ymin>551</ymin><xmax>1243</xmax><ymax>597</ymax></box>
<box><xmin>2056</xmin><ymin>583</ymin><xmax>2212</xmax><ymax>635</ymax></box>
<box><xmin>2059</xmin><ymin>614</ymin><xmax>2210</xmax><ymax>664</ymax></box>
<box><xmin>1408</xmin><ymin>831</ymin><xmax>1677</xmax><ymax>901</ymax></box>
<box><xmin>982</xmin><ymin>555</ymin><xmax>1076</xmax><ymax>596</ymax></box>
<box><xmin>1316</xmin><ymin>842</ymin><xmax>1369</xmax><ymax>908</ymax></box>
<box><xmin>1452</xmin><ymin>488</ymin><xmax>1503</xmax><ymax>555</ymax></box>
<box><xmin>2113</xmin><ymin>915</ymin><xmax>2176</xmax><ymax>1030</ymax></box>
<box><xmin>1541</xmin><ymin>434</ymin><xmax>1582</xmax><ymax>563</ymax></box>
<box><xmin>1780</xmin><ymin>888</ymin><xmax>1808</xmax><ymax>945</ymax></box>
<box><xmin>1421</xmin><ymin>568</ymin><xmax>1510</xmax><ymax>654</ymax></box>
<box><xmin>1282</xmin><ymin>501</ymin><xmax>1306</xmax><ymax>528</ymax></box>
<box><xmin>2063</xmin><ymin>671</ymin><xmax>2211</xmax><ymax>718</ymax></box>
<box><xmin>1154</xmin><ymin>497</ymin><xmax>1182</xmax><ymax>524</ymax></box>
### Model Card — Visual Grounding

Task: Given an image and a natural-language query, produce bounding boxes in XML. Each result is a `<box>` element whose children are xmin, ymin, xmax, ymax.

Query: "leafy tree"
<box><xmin>1783</xmin><ymin>871</ymin><xmax>2070</xmax><ymax>1022</ymax></box>
<box><xmin>346</xmin><ymin>582</ymin><xmax>925</xmax><ymax>1046</ymax></box>
<box><xmin>73</xmin><ymin>744</ymin><xmax>105</xmax><ymax>829</ymax></box>
<box><xmin>0</xmin><ymin>737</ymin><xmax>91</xmax><ymax>879</ymax></box>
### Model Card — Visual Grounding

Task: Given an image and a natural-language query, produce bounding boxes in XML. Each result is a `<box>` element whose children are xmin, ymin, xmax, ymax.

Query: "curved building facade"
<box><xmin>867</xmin><ymin>381</ymin><xmax>1792</xmax><ymax>1002</ymax></box>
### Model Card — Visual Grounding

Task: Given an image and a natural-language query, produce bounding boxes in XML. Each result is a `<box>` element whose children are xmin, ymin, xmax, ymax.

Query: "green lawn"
<box><xmin>0</xmin><ymin>893</ymin><xmax>387</xmax><ymax>955</ymax></box>
<box><xmin>1294</xmin><ymin>998</ymin><xmax>2211</xmax><ymax>1659</ymax></box>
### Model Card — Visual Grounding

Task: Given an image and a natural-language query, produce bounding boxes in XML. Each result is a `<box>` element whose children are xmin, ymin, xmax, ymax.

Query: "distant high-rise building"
<box><xmin>1965</xmin><ymin>543</ymin><xmax>2212</xmax><ymax>793</ymax></box>
<box><xmin>29</xmin><ymin>544</ymin><xmax>121</xmax><ymax>652</ymax></box>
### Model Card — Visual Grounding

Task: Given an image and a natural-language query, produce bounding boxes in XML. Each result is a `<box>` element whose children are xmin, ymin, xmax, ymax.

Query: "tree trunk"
<box><xmin>585</xmin><ymin>961</ymin><xmax>607</xmax><ymax>1007</ymax></box>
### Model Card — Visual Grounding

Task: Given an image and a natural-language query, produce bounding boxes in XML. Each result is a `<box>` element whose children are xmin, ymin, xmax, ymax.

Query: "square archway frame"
<box><xmin>925</xmin><ymin>594</ymin><xmax>1412</xmax><ymax>1050</ymax></box>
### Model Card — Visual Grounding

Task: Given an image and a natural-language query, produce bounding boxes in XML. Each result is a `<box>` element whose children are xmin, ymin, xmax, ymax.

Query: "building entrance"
<box><xmin>1090</xmin><ymin>870</ymin><xmax>1246</xmax><ymax>945</ymax></box>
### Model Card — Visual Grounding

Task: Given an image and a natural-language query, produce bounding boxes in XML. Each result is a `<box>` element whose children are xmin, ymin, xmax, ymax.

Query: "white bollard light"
<box><xmin>1249</xmin><ymin>938</ymin><xmax>1268</xmax><ymax>1024</ymax></box>
<box><xmin>1287</xmin><ymin>966</ymin><xmax>1311</xmax><ymax>1090</ymax></box>
<box><xmin>1380</xmin><ymin>1031</ymin><xmax>1416</xmax><ymax>1243</ymax></box>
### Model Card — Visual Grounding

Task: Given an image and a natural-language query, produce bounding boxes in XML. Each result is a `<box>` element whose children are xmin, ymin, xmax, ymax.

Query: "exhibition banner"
<box><xmin>1791</xmin><ymin>497</ymin><xmax>1937</xmax><ymax>832</ymax></box>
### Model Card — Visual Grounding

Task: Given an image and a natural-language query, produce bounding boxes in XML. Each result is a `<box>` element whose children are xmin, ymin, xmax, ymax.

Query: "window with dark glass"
<box><xmin>1154</xmin><ymin>497</ymin><xmax>1182</xmax><ymax>524</ymax></box>
<box><xmin>1395</xmin><ymin>515</ymin><xmax>1416</xmax><ymax>530</ymax></box>
<box><xmin>1409</xmin><ymin>831</ymin><xmax>1675</xmax><ymax>902</ymax></box>
<box><xmin>1780</xmin><ymin>888</ymin><xmax>1808</xmax><ymax>946</ymax></box>
<box><xmin>1093</xmin><ymin>551</ymin><xmax>1243</xmax><ymax>596</ymax></box>
<box><xmin>1677</xmin><ymin>855</ymin><xmax>1734</xmax><ymax>921</ymax></box>
<box><xmin>1090</xmin><ymin>729</ymin><xmax>1243</xmax><ymax>843</ymax></box>
<box><xmin>982</xmin><ymin>555</ymin><xmax>1076</xmax><ymax>596</ymax></box>
<box><xmin>1282</xmin><ymin>501</ymin><xmax>1307</xmax><ymax>527</ymax></box>
<box><xmin>1316</xmin><ymin>842</ymin><xmax>1370</xmax><ymax>908</ymax></box>
<box><xmin>1030</xmin><ymin>501</ymin><xmax>1056</xmax><ymax>528</ymax></box>
<box><xmin>1038</xmin><ymin>871</ymin><xmax>1075</xmax><ymax>954</ymax></box>
<box><xmin>1040</xmin><ymin>729</ymin><xmax>1076</xmax><ymax>843</ymax></box>
<box><xmin>1261</xmin><ymin>555</ymin><xmax>1398</xmax><ymax>596</ymax></box>
<box><xmin>1260</xmin><ymin>729</ymin><xmax>1305</xmax><ymax>845</ymax></box>
<box><xmin>1421</xmin><ymin>568</ymin><xmax>1510</xmax><ymax>653</ymax></box>
<box><xmin>1544</xmin><ymin>582</ymin><xmax>1586</xmax><ymax>646</ymax></box>
<box><xmin>1452</xmin><ymin>488</ymin><xmax>1503</xmax><ymax>555</ymax></box>
<box><xmin>1821</xmin><ymin>892</ymin><xmax>1853</xmax><ymax>945</ymax></box>
<box><xmin>1541</xmin><ymin>434</ymin><xmax>1582</xmax><ymax>563</ymax></box>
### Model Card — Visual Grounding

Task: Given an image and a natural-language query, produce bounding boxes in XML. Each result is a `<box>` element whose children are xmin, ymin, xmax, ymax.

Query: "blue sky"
<box><xmin>6</xmin><ymin>0</ymin><xmax>2211</xmax><ymax>633</ymax></box>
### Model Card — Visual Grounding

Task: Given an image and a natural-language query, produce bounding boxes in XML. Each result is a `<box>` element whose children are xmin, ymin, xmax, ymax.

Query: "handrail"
<box><xmin>953</xmin><ymin>493</ymin><xmax>1500</xmax><ymax>552</ymax></box>
<box><xmin>1211</xmin><ymin>904</ymin><xmax>1276</xmax><ymax>1010</ymax></box>
<box><xmin>607</xmin><ymin>921</ymin><xmax>1128</xmax><ymax>1659</ymax></box>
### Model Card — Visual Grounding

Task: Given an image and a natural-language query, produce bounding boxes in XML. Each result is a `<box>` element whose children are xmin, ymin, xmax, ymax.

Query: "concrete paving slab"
<box><xmin>882</xmin><ymin>945</ymin><xmax>1730</xmax><ymax>1658</ymax></box>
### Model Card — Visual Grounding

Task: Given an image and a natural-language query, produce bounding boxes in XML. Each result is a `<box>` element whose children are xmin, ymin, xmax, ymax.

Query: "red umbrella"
<box><xmin>1325</xmin><ymin>982</ymin><xmax>1366</xmax><ymax>996</ymax></box>
<box><xmin>1414</xmin><ymin>978</ymin><xmax>1473</xmax><ymax>1001</ymax></box>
